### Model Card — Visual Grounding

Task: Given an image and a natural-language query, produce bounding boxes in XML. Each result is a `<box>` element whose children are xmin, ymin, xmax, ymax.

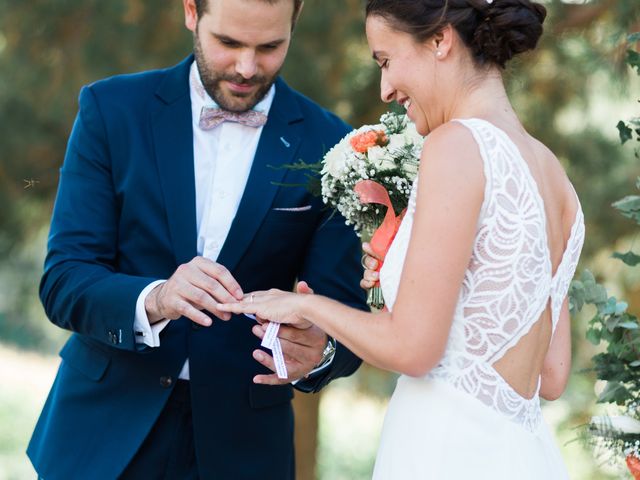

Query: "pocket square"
<box><xmin>272</xmin><ymin>205</ymin><xmax>312</xmax><ymax>212</ymax></box>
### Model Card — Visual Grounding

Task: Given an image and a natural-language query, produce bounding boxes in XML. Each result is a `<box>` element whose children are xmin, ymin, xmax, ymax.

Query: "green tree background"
<box><xmin>1</xmin><ymin>1</ymin><xmax>640</xmax><ymax>479</ymax></box>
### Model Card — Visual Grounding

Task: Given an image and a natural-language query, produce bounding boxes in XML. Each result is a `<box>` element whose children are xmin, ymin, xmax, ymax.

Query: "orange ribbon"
<box><xmin>354</xmin><ymin>180</ymin><xmax>406</xmax><ymax>272</ymax></box>
<box><xmin>627</xmin><ymin>455</ymin><xmax>640</xmax><ymax>480</ymax></box>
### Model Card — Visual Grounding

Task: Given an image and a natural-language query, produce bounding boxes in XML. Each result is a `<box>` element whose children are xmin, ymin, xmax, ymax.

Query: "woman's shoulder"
<box><xmin>415</xmin><ymin>121</ymin><xmax>486</xmax><ymax>207</ymax></box>
<box><xmin>422</xmin><ymin>120</ymin><xmax>484</xmax><ymax>166</ymax></box>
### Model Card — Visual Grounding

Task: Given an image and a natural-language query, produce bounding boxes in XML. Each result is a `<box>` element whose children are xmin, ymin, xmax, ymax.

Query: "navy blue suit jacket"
<box><xmin>28</xmin><ymin>56</ymin><xmax>366</xmax><ymax>480</ymax></box>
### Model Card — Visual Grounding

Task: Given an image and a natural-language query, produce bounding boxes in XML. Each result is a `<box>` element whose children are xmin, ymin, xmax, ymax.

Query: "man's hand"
<box><xmin>145</xmin><ymin>256</ymin><xmax>243</xmax><ymax>326</ymax></box>
<box><xmin>251</xmin><ymin>281</ymin><xmax>329</xmax><ymax>385</ymax></box>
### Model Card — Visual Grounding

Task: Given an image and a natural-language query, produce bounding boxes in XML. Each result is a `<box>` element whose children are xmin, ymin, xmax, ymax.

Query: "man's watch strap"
<box><xmin>314</xmin><ymin>336</ymin><xmax>336</xmax><ymax>370</ymax></box>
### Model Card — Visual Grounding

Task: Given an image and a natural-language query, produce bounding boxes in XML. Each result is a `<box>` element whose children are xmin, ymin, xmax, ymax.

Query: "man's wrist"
<box><xmin>145</xmin><ymin>284</ymin><xmax>164</xmax><ymax>324</ymax></box>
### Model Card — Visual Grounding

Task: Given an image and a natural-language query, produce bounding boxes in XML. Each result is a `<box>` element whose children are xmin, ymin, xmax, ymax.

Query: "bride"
<box><xmin>219</xmin><ymin>0</ymin><xmax>584</xmax><ymax>477</ymax></box>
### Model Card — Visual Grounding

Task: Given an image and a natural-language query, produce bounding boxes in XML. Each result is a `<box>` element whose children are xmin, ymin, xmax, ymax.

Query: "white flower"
<box><xmin>591</xmin><ymin>415</ymin><xmax>640</xmax><ymax>434</ymax></box>
<box><xmin>322</xmin><ymin>140</ymin><xmax>350</xmax><ymax>179</ymax></box>
<box><xmin>387</xmin><ymin>133</ymin><xmax>407</xmax><ymax>152</ymax></box>
<box><xmin>367</xmin><ymin>146</ymin><xmax>395</xmax><ymax>171</ymax></box>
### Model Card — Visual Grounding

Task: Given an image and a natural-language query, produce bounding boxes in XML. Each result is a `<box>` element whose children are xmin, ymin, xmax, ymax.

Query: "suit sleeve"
<box><xmin>39</xmin><ymin>85</ymin><xmax>158</xmax><ymax>351</ymax></box>
<box><xmin>293</xmin><ymin>204</ymin><xmax>368</xmax><ymax>393</ymax></box>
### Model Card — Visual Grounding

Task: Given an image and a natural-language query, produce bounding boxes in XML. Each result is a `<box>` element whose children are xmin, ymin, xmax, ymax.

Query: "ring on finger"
<box><xmin>361</xmin><ymin>253</ymin><xmax>368</xmax><ymax>269</ymax></box>
<box><xmin>250</xmin><ymin>293</ymin><xmax>255</xmax><ymax>303</ymax></box>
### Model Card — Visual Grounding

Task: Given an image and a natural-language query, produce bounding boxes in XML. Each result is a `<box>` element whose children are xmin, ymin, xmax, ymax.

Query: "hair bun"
<box><xmin>472</xmin><ymin>0</ymin><xmax>547</xmax><ymax>68</ymax></box>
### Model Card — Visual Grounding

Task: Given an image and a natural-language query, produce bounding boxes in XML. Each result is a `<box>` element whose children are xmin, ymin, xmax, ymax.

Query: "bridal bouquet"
<box><xmin>320</xmin><ymin>111</ymin><xmax>423</xmax><ymax>307</ymax></box>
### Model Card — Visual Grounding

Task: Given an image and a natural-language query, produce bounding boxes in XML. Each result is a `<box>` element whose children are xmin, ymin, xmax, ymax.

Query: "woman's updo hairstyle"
<box><xmin>365</xmin><ymin>0</ymin><xmax>547</xmax><ymax>69</ymax></box>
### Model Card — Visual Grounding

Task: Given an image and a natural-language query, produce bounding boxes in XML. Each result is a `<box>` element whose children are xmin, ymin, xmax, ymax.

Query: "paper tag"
<box><xmin>272</xmin><ymin>338</ymin><xmax>288</xmax><ymax>379</ymax></box>
<box><xmin>261</xmin><ymin>322</ymin><xmax>280</xmax><ymax>349</ymax></box>
<box><xmin>261</xmin><ymin>322</ymin><xmax>288</xmax><ymax>379</ymax></box>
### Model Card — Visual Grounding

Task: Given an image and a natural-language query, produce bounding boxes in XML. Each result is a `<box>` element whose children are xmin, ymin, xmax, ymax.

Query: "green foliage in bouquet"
<box><xmin>570</xmin><ymin>34</ymin><xmax>640</xmax><ymax>409</ymax></box>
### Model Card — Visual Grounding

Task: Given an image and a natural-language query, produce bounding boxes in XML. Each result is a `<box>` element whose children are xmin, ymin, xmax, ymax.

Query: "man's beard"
<box><xmin>193</xmin><ymin>33</ymin><xmax>278</xmax><ymax>113</ymax></box>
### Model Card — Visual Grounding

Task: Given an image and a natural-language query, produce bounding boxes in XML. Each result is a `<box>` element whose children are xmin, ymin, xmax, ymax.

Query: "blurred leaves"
<box><xmin>1</xmin><ymin>0</ymin><xmax>640</xmax><ymax>258</ymax></box>
<box><xmin>569</xmin><ymin>35</ymin><xmax>640</xmax><ymax>411</ymax></box>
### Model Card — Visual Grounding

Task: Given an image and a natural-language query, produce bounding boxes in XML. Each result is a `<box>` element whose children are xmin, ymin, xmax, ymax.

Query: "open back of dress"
<box><xmin>379</xmin><ymin>118</ymin><xmax>585</xmax><ymax>432</ymax></box>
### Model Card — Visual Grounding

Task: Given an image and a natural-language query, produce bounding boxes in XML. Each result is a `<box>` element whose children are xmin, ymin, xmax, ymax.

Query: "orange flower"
<box><xmin>627</xmin><ymin>454</ymin><xmax>640</xmax><ymax>479</ymax></box>
<box><xmin>350</xmin><ymin>130</ymin><xmax>388</xmax><ymax>153</ymax></box>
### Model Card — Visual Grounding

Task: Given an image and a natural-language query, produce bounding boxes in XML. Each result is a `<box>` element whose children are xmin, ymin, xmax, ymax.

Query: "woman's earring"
<box><xmin>436</xmin><ymin>50</ymin><xmax>443</xmax><ymax>58</ymax></box>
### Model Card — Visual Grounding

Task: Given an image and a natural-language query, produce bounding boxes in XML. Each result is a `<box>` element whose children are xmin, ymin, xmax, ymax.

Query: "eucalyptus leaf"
<box><xmin>586</xmin><ymin>328</ymin><xmax>601</xmax><ymax>345</ymax></box>
<box><xmin>617</xmin><ymin>321</ymin><xmax>638</xmax><ymax>330</ymax></box>
<box><xmin>606</xmin><ymin>316</ymin><xmax>620</xmax><ymax>332</ymax></box>
<box><xmin>580</xmin><ymin>270</ymin><xmax>596</xmax><ymax>284</ymax></box>
<box><xmin>629</xmin><ymin>32</ymin><xmax>640</xmax><ymax>43</ymax></box>
<box><xmin>616</xmin><ymin>301</ymin><xmax>630</xmax><ymax>315</ymax></box>
<box><xmin>613</xmin><ymin>251</ymin><xmax>640</xmax><ymax>266</ymax></box>
<box><xmin>603</xmin><ymin>297</ymin><xmax>618</xmax><ymax>315</ymax></box>
<box><xmin>588</xmin><ymin>285</ymin><xmax>608</xmax><ymax>305</ymax></box>
<box><xmin>628</xmin><ymin>49</ymin><xmax>640</xmax><ymax>75</ymax></box>
<box><xmin>597</xmin><ymin>381</ymin><xmax>630</xmax><ymax>404</ymax></box>
<box><xmin>618</xmin><ymin>121</ymin><xmax>633</xmax><ymax>144</ymax></box>
<box><xmin>612</xmin><ymin>195</ymin><xmax>640</xmax><ymax>214</ymax></box>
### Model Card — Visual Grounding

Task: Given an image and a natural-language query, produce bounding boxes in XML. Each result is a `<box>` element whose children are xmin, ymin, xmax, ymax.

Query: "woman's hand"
<box><xmin>217</xmin><ymin>287</ymin><xmax>314</xmax><ymax>329</ymax></box>
<box><xmin>360</xmin><ymin>242</ymin><xmax>384</xmax><ymax>290</ymax></box>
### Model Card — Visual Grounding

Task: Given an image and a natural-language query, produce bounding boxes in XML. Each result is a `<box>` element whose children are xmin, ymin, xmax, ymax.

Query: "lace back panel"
<box><xmin>379</xmin><ymin>118</ymin><xmax>585</xmax><ymax>431</ymax></box>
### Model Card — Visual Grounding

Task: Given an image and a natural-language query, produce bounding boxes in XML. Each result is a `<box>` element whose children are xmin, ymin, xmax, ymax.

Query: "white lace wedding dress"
<box><xmin>375</xmin><ymin>118</ymin><xmax>585</xmax><ymax>479</ymax></box>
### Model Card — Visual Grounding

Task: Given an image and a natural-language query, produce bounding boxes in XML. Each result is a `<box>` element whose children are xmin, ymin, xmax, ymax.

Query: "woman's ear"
<box><xmin>433</xmin><ymin>25</ymin><xmax>454</xmax><ymax>59</ymax></box>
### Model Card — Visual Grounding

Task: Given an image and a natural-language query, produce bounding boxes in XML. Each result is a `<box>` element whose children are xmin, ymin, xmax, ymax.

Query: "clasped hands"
<box><xmin>144</xmin><ymin>256</ymin><xmax>326</xmax><ymax>385</ymax></box>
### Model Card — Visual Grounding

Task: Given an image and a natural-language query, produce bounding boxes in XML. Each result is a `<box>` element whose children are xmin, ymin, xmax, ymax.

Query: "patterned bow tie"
<box><xmin>199</xmin><ymin>106</ymin><xmax>268</xmax><ymax>130</ymax></box>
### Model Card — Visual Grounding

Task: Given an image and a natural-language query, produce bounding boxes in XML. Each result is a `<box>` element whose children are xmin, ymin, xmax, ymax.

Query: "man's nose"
<box><xmin>235</xmin><ymin>50</ymin><xmax>258</xmax><ymax>80</ymax></box>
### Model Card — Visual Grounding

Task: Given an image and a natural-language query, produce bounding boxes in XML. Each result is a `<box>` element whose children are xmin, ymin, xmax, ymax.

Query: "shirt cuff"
<box><xmin>134</xmin><ymin>280</ymin><xmax>169</xmax><ymax>348</ymax></box>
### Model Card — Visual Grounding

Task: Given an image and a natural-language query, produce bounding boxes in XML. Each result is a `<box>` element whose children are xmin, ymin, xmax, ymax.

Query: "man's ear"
<box><xmin>291</xmin><ymin>1</ymin><xmax>304</xmax><ymax>31</ymax></box>
<box><xmin>183</xmin><ymin>0</ymin><xmax>198</xmax><ymax>32</ymax></box>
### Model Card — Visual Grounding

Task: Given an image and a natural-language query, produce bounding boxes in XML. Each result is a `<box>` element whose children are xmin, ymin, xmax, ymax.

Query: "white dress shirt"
<box><xmin>133</xmin><ymin>62</ymin><xmax>275</xmax><ymax>379</ymax></box>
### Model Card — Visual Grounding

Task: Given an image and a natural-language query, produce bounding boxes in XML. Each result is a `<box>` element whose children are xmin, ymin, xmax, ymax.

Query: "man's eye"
<box><xmin>257</xmin><ymin>43</ymin><xmax>281</xmax><ymax>52</ymax></box>
<box><xmin>220</xmin><ymin>39</ymin><xmax>240</xmax><ymax>47</ymax></box>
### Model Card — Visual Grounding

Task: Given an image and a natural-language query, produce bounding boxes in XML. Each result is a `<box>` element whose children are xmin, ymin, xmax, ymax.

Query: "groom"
<box><xmin>27</xmin><ymin>0</ymin><xmax>366</xmax><ymax>478</ymax></box>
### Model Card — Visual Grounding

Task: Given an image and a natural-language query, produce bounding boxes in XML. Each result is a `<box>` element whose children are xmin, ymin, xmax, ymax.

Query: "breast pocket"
<box><xmin>263</xmin><ymin>207</ymin><xmax>317</xmax><ymax>226</ymax></box>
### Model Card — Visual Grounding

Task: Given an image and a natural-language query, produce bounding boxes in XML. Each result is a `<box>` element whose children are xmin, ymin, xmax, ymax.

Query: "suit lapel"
<box><xmin>217</xmin><ymin>79</ymin><xmax>303</xmax><ymax>272</ymax></box>
<box><xmin>151</xmin><ymin>56</ymin><xmax>198</xmax><ymax>266</ymax></box>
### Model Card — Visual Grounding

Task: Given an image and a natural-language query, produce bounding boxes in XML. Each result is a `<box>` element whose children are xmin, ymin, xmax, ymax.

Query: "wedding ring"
<box><xmin>250</xmin><ymin>293</ymin><xmax>255</xmax><ymax>303</ymax></box>
<box><xmin>361</xmin><ymin>253</ymin><xmax>369</xmax><ymax>269</ymax></box>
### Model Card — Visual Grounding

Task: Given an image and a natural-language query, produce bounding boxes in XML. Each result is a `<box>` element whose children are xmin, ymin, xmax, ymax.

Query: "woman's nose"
<box><xmin>380</xmin><ymin>74</ymin><xmax>395</xmax><ymax>103</ymax></box>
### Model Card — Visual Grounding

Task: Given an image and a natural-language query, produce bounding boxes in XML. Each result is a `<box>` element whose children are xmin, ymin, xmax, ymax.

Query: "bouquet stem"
<box><xmin>367</xmin><ymin>285</ymin><xmax>385</xmax><ymax>310</ymax></box>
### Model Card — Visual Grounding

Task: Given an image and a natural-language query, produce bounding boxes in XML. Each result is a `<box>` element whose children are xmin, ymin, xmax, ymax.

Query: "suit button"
<box><xmin>159</xmin><ymin>376</ymin><xmax>173</xmax><ymax>388</ymax></box>
<box><xmin>191</xmin><ymin>323</ymin><xmax>201</xmax><ymax>331</ymax></box>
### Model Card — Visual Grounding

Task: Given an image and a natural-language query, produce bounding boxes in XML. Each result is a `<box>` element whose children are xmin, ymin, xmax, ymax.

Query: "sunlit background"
<box><xmin>1</xmin><ymin>1</ymin><xmax>640</xmax><ymax>479</ymax></box>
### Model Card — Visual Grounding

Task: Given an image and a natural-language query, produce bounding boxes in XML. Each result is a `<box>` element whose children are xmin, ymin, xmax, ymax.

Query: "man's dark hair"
<box><xmin>194</xmin><ymin>0</ymin><xmax>304</xmax><ymax>29</ymax></box>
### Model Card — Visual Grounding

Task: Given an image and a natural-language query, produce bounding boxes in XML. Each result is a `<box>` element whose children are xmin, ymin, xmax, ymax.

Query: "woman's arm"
<box><xmin>221</xmin><ymin>122</ymin><xmax>485</xmax><ymax>376</ymax></box>
<box><xmin>539</xmin><ymin>298</ymin><xmax>572</xmax><ymax>400</ymax></box>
